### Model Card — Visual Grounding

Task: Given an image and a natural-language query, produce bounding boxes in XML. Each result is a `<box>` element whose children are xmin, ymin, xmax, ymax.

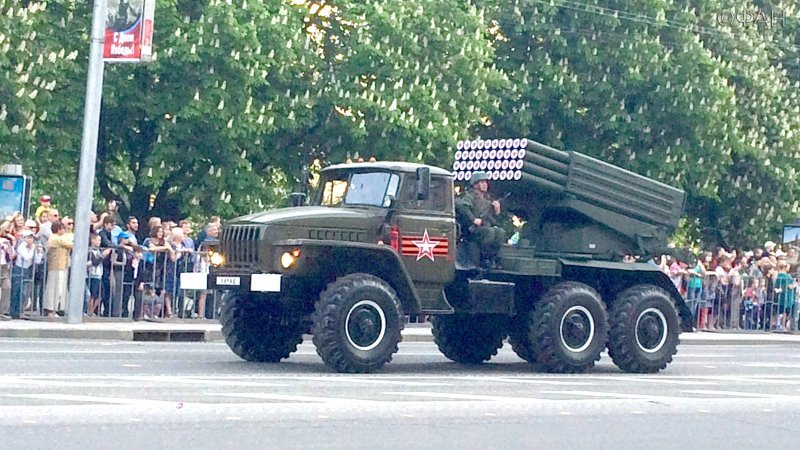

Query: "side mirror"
<box><xmin>290</xmin><ymin>192</ymin><xmax>306</xmax><ymax>207</ymax></box>
<box><xmin>415</xmin><ymin>167</ymin><xmax>430</xmax><ymax>201</ymax></box>
<box><xmin>289</xmin><ymin>165</ymin><xmax>310</xmax><ymax>207</ymax></box>
<box><xmin>300</xmin><ymin>166</ymin><xmax>310</xmax><ymax>195</ymax></box>
<box><xmin>384</xmin><ymin>194</ymin><xmax>397</xmax><ymax>209</ymax></box>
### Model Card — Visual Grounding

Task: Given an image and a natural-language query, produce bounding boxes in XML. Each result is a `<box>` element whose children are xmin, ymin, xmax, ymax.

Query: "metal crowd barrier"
<box><xmin>683</xmin><ymin>274</ymin><xmax>799</xmax><ymax>332</ymax></box>
<box><xmin>0</xmin><ymin>247</ymin><xmax>224</xmax><ymax>320</ymax></box>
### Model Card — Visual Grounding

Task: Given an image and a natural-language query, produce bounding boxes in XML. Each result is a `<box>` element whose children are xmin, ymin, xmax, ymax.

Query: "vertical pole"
<box><xmin>67</xmin><ymin>0</ymin><xmax>107</xmax><ymax>324</ymax></box>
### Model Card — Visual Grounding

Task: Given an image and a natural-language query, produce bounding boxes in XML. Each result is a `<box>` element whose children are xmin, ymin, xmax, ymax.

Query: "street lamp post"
<box><xmin>66</xmin><ymin>0</ymin><xmax>107</xmax><ymax>324</ymax></box>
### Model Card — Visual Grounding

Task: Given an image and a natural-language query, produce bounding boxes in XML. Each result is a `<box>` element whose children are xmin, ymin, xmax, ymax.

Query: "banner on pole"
<box><xmin>103</xmin><ymin>0</ymin><xmax>155</xmax><ymax>62</ymax></box>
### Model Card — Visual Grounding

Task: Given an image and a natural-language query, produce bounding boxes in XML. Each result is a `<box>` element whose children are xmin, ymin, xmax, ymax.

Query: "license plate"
<box><xmin>216</xmin><ymin>276</ymin><xmax>241</xmax><ymax>286</ymax></box>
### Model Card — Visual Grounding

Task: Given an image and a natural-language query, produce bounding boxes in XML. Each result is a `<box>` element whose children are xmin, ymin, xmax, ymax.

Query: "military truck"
<box><xmin>195</xmin><ymin>138</ymin><xmax>693</xmax><ymax>374</ymax></box>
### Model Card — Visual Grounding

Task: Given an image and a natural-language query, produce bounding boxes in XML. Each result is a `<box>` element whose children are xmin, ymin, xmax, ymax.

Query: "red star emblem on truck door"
<box><xmin>401</xmin><ymin>229</ymin><xmax>449</xmax><ymax>261</ymax></box>
<box><xmin>413</xmin><ymin>230</ymin><xmax>439</xmax><ymax>261</ymax></box>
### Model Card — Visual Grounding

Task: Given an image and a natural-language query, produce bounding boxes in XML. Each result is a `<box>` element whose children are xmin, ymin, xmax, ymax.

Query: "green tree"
<box><xmin>481</xmin><ymin>0</ymin><xmax>800</xmax><ymax>248</ymax></box>
<box><xmin>2</xmin><ymin>0</ymin><xmax>504</xmax><ymax>225</ymax></box>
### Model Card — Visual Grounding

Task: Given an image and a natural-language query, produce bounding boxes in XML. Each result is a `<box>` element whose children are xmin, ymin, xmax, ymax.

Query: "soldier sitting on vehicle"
<box><xmin>455</xmin><ymin>171</ymin><xmax>507</xmax><ymax>269</ymax></box>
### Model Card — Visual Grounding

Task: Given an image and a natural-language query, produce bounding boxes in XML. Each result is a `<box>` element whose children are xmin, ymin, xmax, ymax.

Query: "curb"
<box><xmin>1</xmin><ymin>323</ymin><xmax>798</xmax><ymax>345</ymax></box>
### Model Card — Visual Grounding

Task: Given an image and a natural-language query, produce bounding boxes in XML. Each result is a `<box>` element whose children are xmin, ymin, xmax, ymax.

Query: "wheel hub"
<box><xmin>635</xmin><ymin>308</ymin><xmax>668</xmax><ymax>353</ymax></box>
<box><xmin>559</xmin><ymin>305</ymin><xmax>595</xmax><ymax>353</ymax></box>
<box><xmin>345</xmin><ymin>300</ymin><xmax>387</xmax><ymax>351</ymax></box>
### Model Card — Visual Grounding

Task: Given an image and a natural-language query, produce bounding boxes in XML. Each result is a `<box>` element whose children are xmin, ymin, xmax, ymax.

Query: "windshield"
<box><xmin>314</xmin><ymin>171</ymin><xmax>400</xmax><ymax>207</ymax></box>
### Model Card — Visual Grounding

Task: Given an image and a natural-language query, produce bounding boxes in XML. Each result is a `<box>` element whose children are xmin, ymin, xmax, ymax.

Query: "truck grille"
<box><xmin>221</xmin><ymin>225</ymin><xmax>261</xmax><ymax>267</ymax></box>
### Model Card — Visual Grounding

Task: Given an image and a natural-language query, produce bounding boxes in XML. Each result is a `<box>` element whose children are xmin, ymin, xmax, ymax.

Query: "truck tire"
<box><xmin>509</xmin><ymin>312</ymin><xmax>536</xmax><ymax>362</ymax></box>
<box><xmin>607</xmin><ymin>285</ymin><xmax>680</xmax><ymax>373</ymax></box>
<box><xmin>219</xmin><ymin>292</ymin><xmax>304</xmax><ymax>363</ymax></box>
<box><xmin>431</xmin><ymin>314</ymin><xmax>507</xmax><ymax>364</ymax></box>
<box><xmin>530</xmin><ymin>282</ymin><xmax>608</xmax><ymax>373</ymax></box>
<box><xmin>312</xmin><ymin>273</ymin><xmax>403</xmax><ymax>373</ymax></box>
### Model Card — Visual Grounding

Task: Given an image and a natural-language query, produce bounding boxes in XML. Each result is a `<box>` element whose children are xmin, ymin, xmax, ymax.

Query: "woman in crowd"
<box><xmin>163</xmin><ymin>227</ymin><xmax>188</xmax><ymax>317</ymax></box>
<box><xmin>10</xmin><ymin>230</ymin><xmax>43</xmax><ymax>319</ymax></box>
<box><xmin>142</xmin><ymin>225</ymin><xmax>175</xmax><ymax>317</ymax></box>
<box><xmin>773</xmin><ymin>260</ymin><xmax>796</xmax><ymax>332</ymax></box>
<box><xmin>27</xmin><ymin>219</ymin><xmax>46</xmax><ymax>314</ymax></box>
<box><xmin>43</xmin><ymin>221</ymin><xmax>72</xmax><ymax>317</ymax></box>
<box><xmin>0</xmin><ymin>221</ymin><xmax>16</xmax><ymax>316</ymax></box>
<box><xmin>687</xmin><ymin>253</ymin><xmax>707</xmax><ymax>329</ymax></box>
<box><xmin>11</xmin><ymin>213</ymin><xmax>26</xmax><ymax>240</ymax></box>
<box><xmin>698</xmin><ymin>253</ymin><xmax>715</xmax><ymax>329</ymax></box>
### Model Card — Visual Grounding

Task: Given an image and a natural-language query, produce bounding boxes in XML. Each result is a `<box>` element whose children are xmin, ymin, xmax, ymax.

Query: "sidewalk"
<box><xmin>1</xmin><ymin>318</ymin><xmax>799</xmax><ymax>345</ymax></box>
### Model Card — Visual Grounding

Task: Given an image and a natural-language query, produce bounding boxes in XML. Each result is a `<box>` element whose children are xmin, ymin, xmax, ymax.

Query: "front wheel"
<box><xmin>219</xmin><ymin>292</ymin><xmax>304</xmax><ymax>363</ymax></box>
<box><xmin>312</xmin><ymin>274</ymin><xmax>403</xmax><ymax>373</ymax></box>
<box><xmin>607</xmin><ymin>285</ymin><xmax>680</xmax><ymax>373</ymax></box>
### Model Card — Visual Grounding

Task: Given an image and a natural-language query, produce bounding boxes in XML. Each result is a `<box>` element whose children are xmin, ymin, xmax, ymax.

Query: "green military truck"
<box><xmin>196</xmin><ymin>138</ymin><xmax>693</xmax><ymax>374</ymax></box>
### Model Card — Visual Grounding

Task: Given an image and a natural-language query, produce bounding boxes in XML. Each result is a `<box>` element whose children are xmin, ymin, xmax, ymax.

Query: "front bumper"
<box><xmin>179</xmin><ymin>273</ymin><xmax>282</xmax><ymax>292</ymax></box>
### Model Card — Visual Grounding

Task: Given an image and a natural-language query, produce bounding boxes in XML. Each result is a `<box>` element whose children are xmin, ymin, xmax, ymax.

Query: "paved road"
<box><xmin>2</xmin><ymin>338</ymin><xmax>800</xmax><ymax>449</ymax></box>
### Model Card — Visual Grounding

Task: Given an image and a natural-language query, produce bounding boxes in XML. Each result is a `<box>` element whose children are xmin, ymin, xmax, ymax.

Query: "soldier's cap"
<box><xmin>470</xmin><ymin>171</ymin><xmax>489</xmax><ymax>185</ymax></box>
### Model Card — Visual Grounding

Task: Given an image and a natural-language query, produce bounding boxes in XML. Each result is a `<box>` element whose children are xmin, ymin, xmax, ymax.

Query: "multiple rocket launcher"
<box><xmin>451</xmin><ymin>138</ymin><xmax>686</xmax><ymax>233</ymax></box>
<box><xmin>453</xmin><ymin>138</ymin><xmax>570</xmax><ymax>193</ymax></box>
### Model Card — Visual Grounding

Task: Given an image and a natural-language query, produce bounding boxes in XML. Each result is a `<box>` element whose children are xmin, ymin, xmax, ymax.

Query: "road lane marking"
<box><xmin>0</xmin><ymin>377</ymin><xmax>123</xmax><ymax>388</ymax></box>
<box><xmin>121</xmin><ymin>364</ymin><xmax>141</xmax><ymax>368</ymax></box>
<box><xmin>585</xmin><ymin>376</ymin><xmax>717</xmax><ymax>386</ymax></box>
<box><xmin>113</xmin><ymin>376</ymin><xmax>288</xmax><ymax>388</ymax></box>
<box><xmin>382</xmin><ymin>392</ymin><xmax>537</xmax><ymax>402</ymax></box>
<box><xmin>0</xmin><ymin>350</ymin><xmax>148</xmax><ymax>354</ymax></box>
<box><xmin>680</xmin><ymin>390</ymin><xmax>793</xmax><ymax>399</ymax></box>
<box><xmin>482</xmin><ymin>378</ymin><xmax>597</xmax><ymax>386</ymax></box>
<box><xmin>4</xmin><ymin>394</ymin><xmax>185</xmax><ymax>406</ymax></box>
<box><xmin>292</xmin><ymin>376</ymin><xmax>448</xmax><ymax>387</ymax></box>
<box><xmin>206</xmin><ymin>393</ymin><xmax>380</xmax><ymax>404</ymax></box>
<box><xmin>745</xmin><ymin>363</ymin><xmax>800</xmax><ymax>369</ymax></box>
<box><xmin>540</xmin><ymin>390</ymin><xmax>688</xmax><ymax>401</ymax></box>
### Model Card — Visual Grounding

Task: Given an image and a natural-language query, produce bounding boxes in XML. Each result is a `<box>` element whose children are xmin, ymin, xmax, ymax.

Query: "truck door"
<box><xmin>392</xmin><ymin>174</ymin><xmax>456</xmax><ymax>311</ymax></box>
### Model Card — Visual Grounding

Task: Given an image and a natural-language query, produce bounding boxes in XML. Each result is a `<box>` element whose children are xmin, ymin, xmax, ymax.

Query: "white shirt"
<box><xmin>14</xmin><ymin>241</ymin><xmax>42</xmax><ymax>269</ymax></box>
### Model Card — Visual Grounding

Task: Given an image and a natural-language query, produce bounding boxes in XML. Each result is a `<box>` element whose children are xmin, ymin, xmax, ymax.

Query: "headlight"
<box><xmin>209</xmin><ymin>251</ymin><xmax>225</xmax><ymax>266</ymax></box>
<box><xmin>280</xmin><ymin>248</ymin><xmax>301</xmax><ymax>269</ymax></box>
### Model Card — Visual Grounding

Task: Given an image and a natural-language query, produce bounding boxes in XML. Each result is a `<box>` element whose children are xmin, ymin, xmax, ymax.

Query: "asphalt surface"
<box><xmin>2</xmin><ymin>339</ymin><xmax>800</xmax><ymax>449</ymax></box>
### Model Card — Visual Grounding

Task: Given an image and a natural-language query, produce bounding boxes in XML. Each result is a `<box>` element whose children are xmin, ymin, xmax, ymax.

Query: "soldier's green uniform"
<box><xmin>455</xmin><ymin>172</ymin><xmax>507</xmax><ymax>267</ymax></box>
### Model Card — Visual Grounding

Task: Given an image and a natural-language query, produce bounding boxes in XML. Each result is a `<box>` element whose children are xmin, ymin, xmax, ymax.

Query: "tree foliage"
<box><xmin>480</xmin><ymin>0</ymin><xmax>800</xmax><ymax>247</ymax></box>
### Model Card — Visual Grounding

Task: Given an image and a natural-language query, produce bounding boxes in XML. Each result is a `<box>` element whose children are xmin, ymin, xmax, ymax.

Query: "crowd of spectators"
<box><xmin>654</xmin><ymin>241</ymin><xmax>799</xmax><ymax>332</ymax></box>
<box><xmin>3</xmin><ymin>194</ymin><xmax>799</xmax><ymax>334</ymax></box>
<box><xmin>0</xmin><ymin>195</ymin><xmax>221</xmax><ymax>320</ymax></box>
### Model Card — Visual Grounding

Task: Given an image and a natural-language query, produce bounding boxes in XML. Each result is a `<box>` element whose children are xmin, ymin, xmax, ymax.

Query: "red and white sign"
<box><xmin>103</xmin><ymin>0</ymin><xmax>155</xmax><ymax>63</ymax></box>
<box><xmin>401</xmin><ymin>230</ymin><xmax>449</xmax><ymax>261</ymax></box>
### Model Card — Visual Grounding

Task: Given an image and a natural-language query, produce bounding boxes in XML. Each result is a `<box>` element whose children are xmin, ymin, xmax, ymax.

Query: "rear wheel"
<box><xmin>529</xmin><ymin>282</ymin><xmax>608</xmax><ymax>373</ymax></box>
<box><xmin>432</xmin><ymin>314</ymin><xmax>507</xmax><ymax>364</ymax></box>
<box><xmin>607</xmin><ymin>285</ymin><xmax>680</xmax><ymax>373</ymax></box>
<box><xmin>219</xmin><ymin>292</ymin><xmax>304</xmax><ymax>363</ymax></box>
<box><xmin>312</xmin><ymin>274</ymin><xmax>403</xmax><ymax>373</ymax></box>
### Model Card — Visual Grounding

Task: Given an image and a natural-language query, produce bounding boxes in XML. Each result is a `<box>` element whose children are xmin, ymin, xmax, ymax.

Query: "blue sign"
<box><xmin>0</xmin><ymin>175</ymin><xmax>30</xmax><ymax>220</ymax></box>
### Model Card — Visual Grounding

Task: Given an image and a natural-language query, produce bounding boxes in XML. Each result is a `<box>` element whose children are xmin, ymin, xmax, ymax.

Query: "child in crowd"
<box><xmin>142</xmin><ymin>283</ymin><xmax>164</xmax><ymax>319</ymax></box>
<box><xmin>86</xmin><ymin>233</ymin><xmax>110</xmax><ymax>316</ymax></box>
